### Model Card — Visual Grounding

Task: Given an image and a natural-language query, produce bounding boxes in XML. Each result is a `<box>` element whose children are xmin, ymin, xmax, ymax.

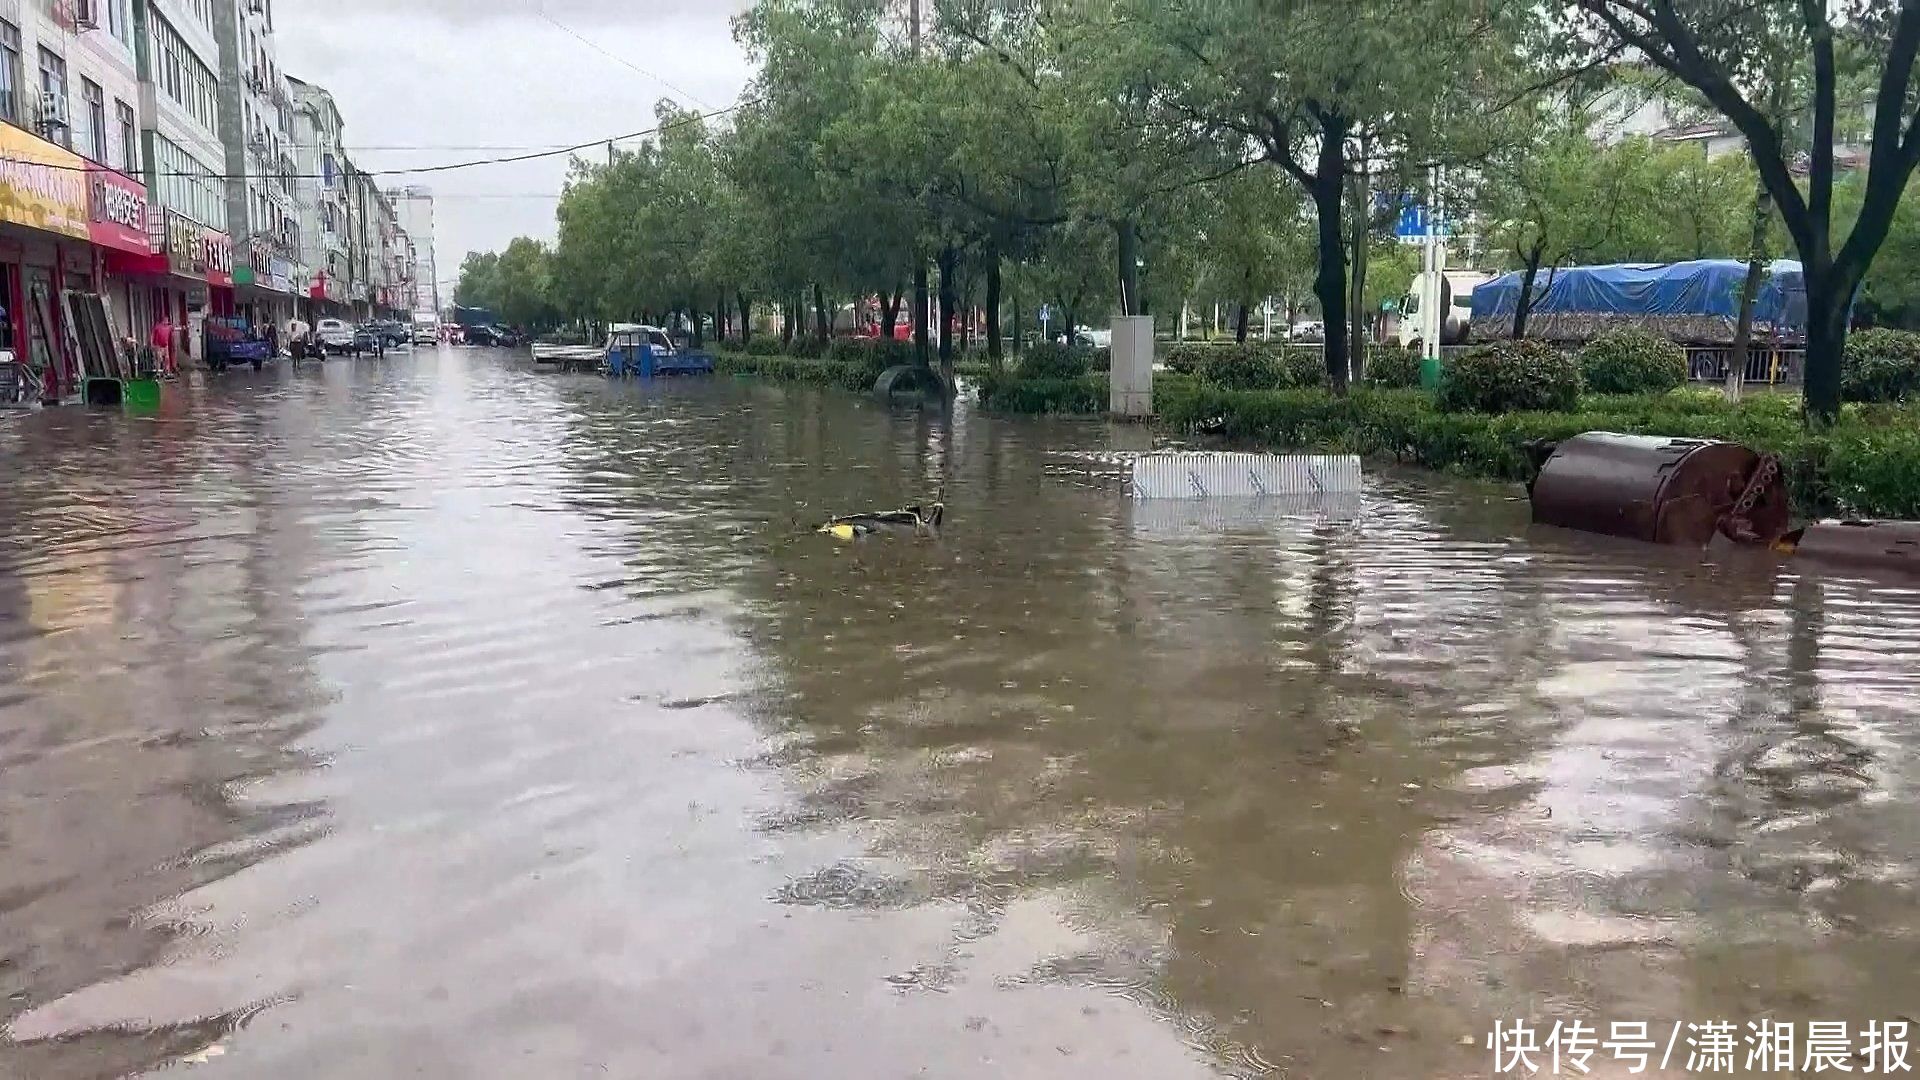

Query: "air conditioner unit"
<box><xmin>38</xmin><ymin>92</ymin><xmax>69</xmax><ymax>131</ymax></box>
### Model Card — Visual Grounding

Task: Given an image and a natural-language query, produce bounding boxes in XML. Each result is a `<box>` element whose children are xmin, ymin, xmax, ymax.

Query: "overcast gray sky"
<box><xmin>276</xmin><ymin>0</ymin><xmax>755</xmax><ymax>297</ymax></box>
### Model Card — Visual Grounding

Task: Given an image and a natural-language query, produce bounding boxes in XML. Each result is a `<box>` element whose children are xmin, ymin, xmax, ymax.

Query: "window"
<box><xmin>82</xmin><ymin>79</ymin><xmax>106</xmax><ymax>163</ymax></box>
<box><xmin>152</xmin><ymin>133</ymin><xmax>225</xmax><ymax>232</ymax></box>
<box><xmin>116</xmin><ymin>99</ymin><xmax>137</xmax><ymax>172</ymax></box>
<box><xmin>148</xmin><ymin>11</ymin><xmax>218</xmax><ymax>134</ymax></box>
<box><xmin>0</xmin><ymin>21</ymin><xmax>18</xmax><ymax>126</ymax></box>
<box><xmin>109</xmin><ymin>0</ymin><xmax>135</xmax><ymax>48</ymax></box>
<box><xmin>37</xmin><ymin>47</ymin><xmax>67</xmax><ymax>148</ymax></box>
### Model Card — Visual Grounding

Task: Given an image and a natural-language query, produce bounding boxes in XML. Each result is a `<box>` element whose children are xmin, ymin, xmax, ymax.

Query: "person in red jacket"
<box><xmin>151</xmin><ymin>315</ymin><xmax>175</xmax><ymax>378</ymax></box>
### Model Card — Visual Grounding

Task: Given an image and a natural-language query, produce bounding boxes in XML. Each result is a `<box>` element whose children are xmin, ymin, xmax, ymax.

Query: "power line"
<box><xmin>530</xmin><ymin>1</ymin><xmax>714</xmax><ymax>111</ymax></box>
<box><xmin>0</xmin><ymin>98</ymin><xmax>757</xmax><ymax>181</ymax></box>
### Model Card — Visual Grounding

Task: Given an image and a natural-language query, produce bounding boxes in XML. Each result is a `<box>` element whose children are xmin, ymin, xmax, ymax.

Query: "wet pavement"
<box><xmin>3</xmin><ymin>349</ymin><xmax>1920</xmax><ymax>1078</ymax></box>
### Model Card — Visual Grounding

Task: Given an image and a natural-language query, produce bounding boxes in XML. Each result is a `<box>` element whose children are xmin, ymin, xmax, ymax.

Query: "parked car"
<box><xmin>1288</xmin><ymin>320</ymin><xmax>1326</xmax><ymax>342</ymax></box>
<box><xmin>316</xmin><ymin>318</ymin><xmax>354</xmax><ymax>354</ymax></box>
<box><xmin>464</xmin><ymin>324</ymin><xmax>510</xmax><ymax>347</ymax></box>
<box><xmin>371</xmin><ymin>319</ymin><xmax>409</xmax><ymax>346</ymax></box>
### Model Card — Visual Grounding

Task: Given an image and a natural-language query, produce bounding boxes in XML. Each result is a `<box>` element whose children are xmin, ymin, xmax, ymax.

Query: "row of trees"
<box><xmin>455</xmin><ymin>0</ymin><xmax>1920</xmax><ymax>425</ymax></box>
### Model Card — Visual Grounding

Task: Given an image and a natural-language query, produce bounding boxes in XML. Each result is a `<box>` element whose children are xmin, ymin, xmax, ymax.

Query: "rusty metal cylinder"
<box><xmin>1790</xmin><ymin>521</ymin><xmax>1920</xmax><ymax>576</ymax></box>
<box><xmin>1530</xmin><ymin>432</ymin><xmax>1792</xmax><ymax>546</ymax></box>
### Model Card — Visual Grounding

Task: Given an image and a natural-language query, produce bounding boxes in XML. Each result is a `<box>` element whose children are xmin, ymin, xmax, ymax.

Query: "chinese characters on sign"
<box><xmin>1488</xmin><ymin>1020</ymin><xmax>1910</xmax><ymax>1074</ymax></box>
<box><xmin>164</xmin><ymin>210</ymin><xmax>234</xmax><ymax>286</ymax></box>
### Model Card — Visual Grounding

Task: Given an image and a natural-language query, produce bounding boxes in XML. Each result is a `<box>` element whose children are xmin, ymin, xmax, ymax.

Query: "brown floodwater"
<box><xmin>3</xmin><ymin>350</ymin><xmax>1919</xmax><ymax>1079</ymax></box>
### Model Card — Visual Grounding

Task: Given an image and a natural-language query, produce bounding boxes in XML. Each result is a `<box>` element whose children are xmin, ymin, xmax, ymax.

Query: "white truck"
<box><xmin>1397</xmin><ymin>269</ymin><xmax>1493</xmax><ymax>351</ymax></box>
<box><xmin>411</xmin><ymin>312</ymin><xmax>441</xmax><ymax>346</ymax></box>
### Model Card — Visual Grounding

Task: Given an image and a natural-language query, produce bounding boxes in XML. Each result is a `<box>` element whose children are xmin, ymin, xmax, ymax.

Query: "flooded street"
<box><xmin>4</xmin><ymin>350</ymin><xmax>1920</xmax><ymax>1079</ymax></box>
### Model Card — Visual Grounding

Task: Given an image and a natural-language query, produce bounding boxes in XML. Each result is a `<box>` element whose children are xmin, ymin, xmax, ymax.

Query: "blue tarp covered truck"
<box><xmin>1469</xmin><ymin>259</ymin><xmax>1808</xmax><ymax>345</ymax></box>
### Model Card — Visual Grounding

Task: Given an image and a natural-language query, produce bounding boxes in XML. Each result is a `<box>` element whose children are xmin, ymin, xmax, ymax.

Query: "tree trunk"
<box><xmin>937</xmin><ymin>245</ymin><xmax>957</xmax><ymax>391</ymax></box>
<box><xmin>1310</xmin><ymin>167</ymin><xmax>1350</xmax><ymax>393</ymax></box>
<box><xmin>781</xmin><ymin>299</ymin><xmax>794</xmax><ymax>345</ymax></box>
<box><xmin>717</xmin><ymin>291</ymin><xmax>728</xmax><ymax>345</ymax></box>
<box><xmin>1011</xmin><ymin>293</ymin><xmax>1021</xmax><ymax>357</ymax></box>
<box><xmin>1347</xmin><ymin>165</ymin><xmax>1370</xmax><ymax>383</ymax></box>
<box><xmin>1116</xmin><ymin>220</ymin><xmax>1140</xmax><ymax>318</ymax></box>
<box><xmin>880</xmin><ymin>285</ymin><xmax>902</xmax><ymax>340</ymax></box>
<box><xmin>913</xmin><ymin>264</ymin><xmax>930</xmax><ymax>367</ymax></box>
<box><xmin>1235</xmin><ymin>271</ymin><xmax>1252</xmax><ymax>344</ymax></box>
<box><xmin>1513</xmin><ymin>243</ymin><xmax>1545</xmax><ymax>341</ymax></box>
<box><xmin>1803</xmin><ymin>278</ymin><xmax>1847</xmax><ymax>425</ymax></box>
<box><xmin>813</xmin><ymin>283</ymin><xmax>829</xmax><ymax>343</ymax></box>
<box><xmin>1729</xmin><ymin>179</ymin><xmax>1774</xmax><ymax>401</ymax></box>
<box><xmin>737</xmin><ymin>292</ymin><xmax>752</xmax><ymax>345</ymax></box>
<box><xmin>985</xmin><ymin>252</ymin><xmax>1004</xmax><ymax>371</ymax></box>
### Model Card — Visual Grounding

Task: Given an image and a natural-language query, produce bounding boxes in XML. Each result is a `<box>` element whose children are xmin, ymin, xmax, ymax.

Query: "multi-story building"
<box><xmin>387</xmin><ymin>185</ymin><xmax>438</xmax><ymax>317</ymax></box>
<box><xmin>130</xmin><ymin>0</ymin><xmax>235</xmax><ymax>361</ymax></box>
<box><xmin>0</xmin><ymin>0</ymin><xmax>157</xmax><ymax>391</ymax></box>
<box><xmin>213</xmin><ymin>0</ymin><xmax>299</xmax><ymax>329</ymax></box>
<box><xmin>288</xmin><ymin>74</ymin><xmax>347</xmax><ymax>318</ymax></box>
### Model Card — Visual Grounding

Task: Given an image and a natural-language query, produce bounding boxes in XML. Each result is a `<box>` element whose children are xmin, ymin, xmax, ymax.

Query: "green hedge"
<box><xmin>1019</xmin><ymin>342</ymin><xmax>1094</xmax><ymax>379</ymax></box>
<box><xmin>976</xmin><ymin>372</ymin><xmax>1107</xmax><ymax>414</ymax></box>
<box><xmin>1580</xmin><ymin>329</ymin><xmax>1688</xmax><ymax>395</ymax></box>
<box><xmin>1438</xmin><ymin>339</ymin><xmax>1581</xmax><ymax>414</ymax></box>
<box><xmin>713</xmin><ymin>350</ymin><xmax>874</xmax><ymax>392</ymax></box>
<box><xmin>1842</xmin><ymin>328</ymin><xmax>1920</xmax><ymax>403</ymax></box>
<box><xmin>1153</xmin><ymin>384</ymin><xmax>1920</xmax><ymax>518</ymax></box>
<box><xmin>1366</xmin><ymin>344</ymin><xmax>1422</xmax><ymax>388</ymax></box>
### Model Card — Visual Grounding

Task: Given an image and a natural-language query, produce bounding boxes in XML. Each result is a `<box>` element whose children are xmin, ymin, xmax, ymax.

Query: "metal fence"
<box><xmin>1684</xmin><ymin>346</ymin><xmax>1805</xmax><ymax>387</ymax></box>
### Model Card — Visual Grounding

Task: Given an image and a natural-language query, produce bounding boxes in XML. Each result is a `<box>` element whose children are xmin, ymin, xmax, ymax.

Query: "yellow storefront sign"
<box><xmin>0</xmin><ymin>124</ymin><xmax>89</xmax><ymax>240</ymax></box>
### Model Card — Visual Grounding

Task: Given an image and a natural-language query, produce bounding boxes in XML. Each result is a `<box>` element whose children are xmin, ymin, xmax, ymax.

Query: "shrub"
<box><xmin>1841</xmin><ymin>328</ymin><xmax>1920</xmax><ymax>403</ymax></box>
<box><xmin>1579</xmin><ymin>329</ymin><xmax>1688</xmax><ymax>395</ymax></box>
<box><xmin>1437</xmin><ymin>340</ymin><xmax>1580</xmax><ymax>414</ymax></box>
<box><xmin>1273</xmin><ymin>345</ymin><xmax>1329</xmax><ymax>389</ymax></box>
<box><xmin>1163</xmin><ymin>343</ymin><xmax>1215</xmax><ymax>376</ymax></box>
<box><xmin>1366</xmin><ymin>344</ymin><xmax>1423</xmax><ymax>389</ymax></box>
<box><xmin>786</xmin><ymin>335</ymin><xmax>827</xmax><ymax>360</ymax></box>
<box><xmin>1019</xmin><ymin>341</ymin><xmax>1091</xmax><ymax>379</ymax></box>
<box><xmin>1197</xmin><ymin>345</ymin><xmax>1283</xmax><ymax>390</ymax></box>
<box><xmin>1826</xmin><ymin>427</ymin><xmax>1920</xmax><ymax>518</ymax></box>
<box><xmin>977</xmin><ymin>372</ymin><xmax>1106</xmax><ymax>413</ymax></box>
<box><xmin>828</xmin><ymin>338</ymin><xmax>913</xmax><ymax>381</ymax></box>
<box><xmin>744</xmin><ymin>335</ymin><xmax>784</xmax><ymax>357</ymax></box>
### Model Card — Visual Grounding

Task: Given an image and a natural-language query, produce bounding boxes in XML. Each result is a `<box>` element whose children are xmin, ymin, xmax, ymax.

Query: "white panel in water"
<box><xmin>1129</xmin><ymin>452</ymin><xmax>1362</xmax><ymax>500</ymax></box>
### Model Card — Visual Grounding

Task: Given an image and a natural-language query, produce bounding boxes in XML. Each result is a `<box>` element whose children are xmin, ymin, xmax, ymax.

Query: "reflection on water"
<box><xmin>4</xmin><ymin>352</ymin><xmax>1920</xmax><ymax>1078</ymax></box>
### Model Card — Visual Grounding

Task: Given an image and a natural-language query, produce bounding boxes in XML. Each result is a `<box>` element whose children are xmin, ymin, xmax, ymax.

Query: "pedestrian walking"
<box><xmin>264</xmin><ymin>321</ymin><xmax>279</xmax><ymax>359</ymax></box>
<box><xmin>286</xmin><ymin>317</ymin><xmax>311</xmax><ymax>360</ymax></box>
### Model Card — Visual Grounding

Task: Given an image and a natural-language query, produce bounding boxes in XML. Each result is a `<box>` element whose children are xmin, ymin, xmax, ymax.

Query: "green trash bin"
<box><xmin>123</xmin><ymin>378</ymin><xmax>162</xmax><ymax>411</ymax></box>
<box><xmin>1419</xmin><ymin>354</ymin><xmax>1443</xmax><ymax>390</ymax></box>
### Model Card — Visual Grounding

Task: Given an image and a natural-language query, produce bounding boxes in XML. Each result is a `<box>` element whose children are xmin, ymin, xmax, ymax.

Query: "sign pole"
<box><xmin>1419</xmin><ymin>165</ymin><xmax>1443</xmax><ymax>389</ymax></box>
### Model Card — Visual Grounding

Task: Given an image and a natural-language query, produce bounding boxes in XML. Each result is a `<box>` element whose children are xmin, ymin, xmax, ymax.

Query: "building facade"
<box><xmin>213</xmin><ymin>0</ymin><xmax>298</xmax><ymax>329</ymax></box>
<box><xmin>288</xmin><ymin>74</ymin><xmax>347</xmax><ymax>318</ymax></box>
<box><xmin>126</xmin><ymin>0</ymin><xmax>234</xmax><ymax>364</ymax></box>
<box><xmin>0</xmin><ymin>0</ymin><xmax>158</xmax><ymax>397</ymax></box>
<box><xmin>388</xmin><ymin>185</ymin><xmax>438</xmax><ymax>317</ymax></box>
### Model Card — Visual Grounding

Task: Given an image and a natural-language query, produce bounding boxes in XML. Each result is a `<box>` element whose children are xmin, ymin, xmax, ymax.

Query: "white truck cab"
<box><xmin>1398</xmin><ymin>269</ymin><xmax>1493</xmax><ymax>350</ymax></box>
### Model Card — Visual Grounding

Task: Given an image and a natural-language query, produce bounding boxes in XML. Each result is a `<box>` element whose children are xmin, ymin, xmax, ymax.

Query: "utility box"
<box><xmin>1110</xmin><ymin>316</ymin><xmax>1154</xmax><ymax>419</ymax></box>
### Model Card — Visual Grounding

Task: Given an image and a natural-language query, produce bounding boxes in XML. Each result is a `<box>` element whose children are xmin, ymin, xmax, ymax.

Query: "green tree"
<box><xmin>453</xmin><ymin>251</ymin><xmax>501</xmax><ymax>312</ymax></box>
<box><xmin>1558</xmin><ymin>0</ymin><xmax>1920</xmax><ymax>424</ymax></box>
<box><xmin>1122</xmin><ymin>0</ymin><xmax>1522</xmax><ymax>390</ymax></box>
<box><xmin>492</xmin><ymin>237</ymin><xmax>560</xmax><ymax>330</ymax></box>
